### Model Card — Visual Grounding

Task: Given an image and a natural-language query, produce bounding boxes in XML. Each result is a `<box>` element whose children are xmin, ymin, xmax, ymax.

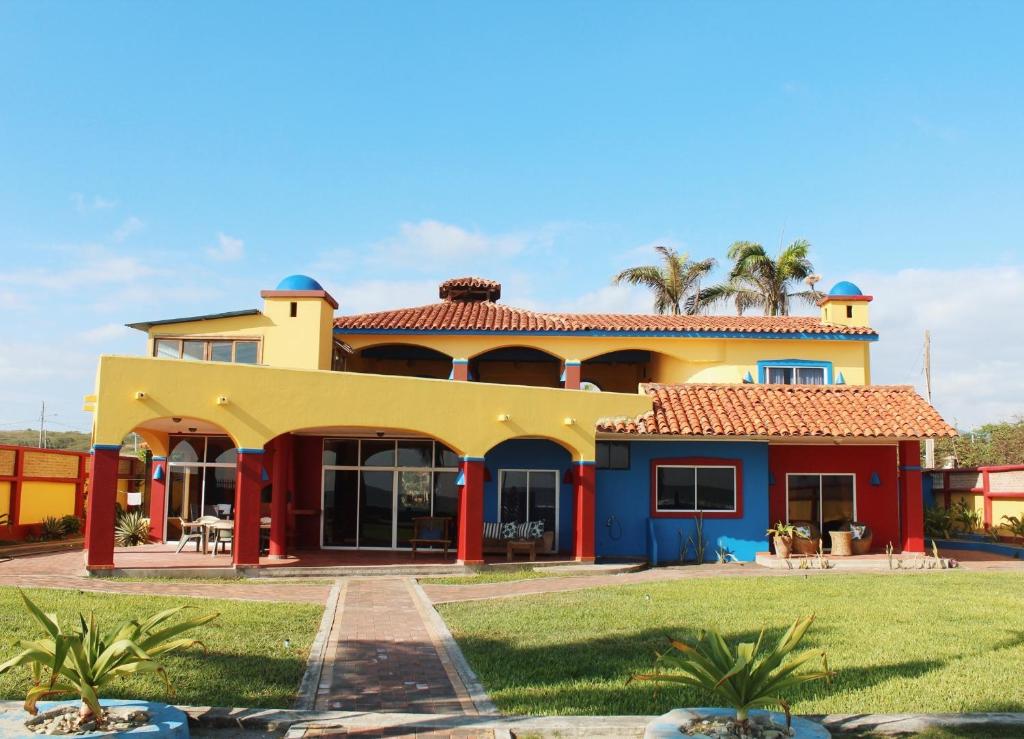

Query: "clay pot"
<box><xmin>773</xmin><ymin>535</ymin><xmax>792</xmax><ymax>559</ymax></box>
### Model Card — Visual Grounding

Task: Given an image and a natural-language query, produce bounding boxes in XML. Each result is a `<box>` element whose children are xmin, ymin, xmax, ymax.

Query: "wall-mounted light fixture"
<box><xmin>216</xmin><ymin>395</ymin><xmax>229</xmax><ymax>406</ymax></box>
<box><xmin>870</xmin><ymin>472</ymin><xmax>881</xmax><ymax>486</ymax></box>
<box><xmin>133</xmin><ymin>391</ymin><xmax>146</xmax><ymax>400</ymax></box>
<box><xmin>563</xmin><ymin>417</ymin><xmax>576</xmax><ymax>426</ymax></box>
<box><xmin>497</xmin><ymin>413</ymin><xmax>511</xmax><ymax>422</ymax></box>
<box><xmin>152</xmin><ymin>464</ymin><xmax>164</xmax><ymax>482</ymax></box>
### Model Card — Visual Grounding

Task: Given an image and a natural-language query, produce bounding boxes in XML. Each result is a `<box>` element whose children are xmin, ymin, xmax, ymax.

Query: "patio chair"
<box><xmin>410</xmin><ymin>516</ymin><xmax>451</xmax><ymax>559</ymax></box>
<box><xmin>210</xmin><ymin>521</ymin><xmax>234</xmax><ymax>556</ymax></box>
<box><xmin>177</xmin><ymin>515</ymin><xmax>220</xmax><ymax>554</ymax></box>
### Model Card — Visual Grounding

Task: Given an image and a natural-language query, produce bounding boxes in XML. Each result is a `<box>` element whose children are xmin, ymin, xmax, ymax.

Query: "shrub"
<box><xmin>59</xmin><ymin>515</ymin><xmax>82</xmax><ymax>536</ymax></box>
<box><xmin>114</xmin><ymin>510</ymin><xmax>150</xmax><ymax>547</ymax></box>
<box><xmin>631</xmin><ymin>614</ymin><xmax>834</xmax><ymax>728</ymax></box>
<box><xmin>1001</xmin><ymin>514</ymin><xmax>1024</xmax><ymax>543</ymax></box>
<box><xmin>39</xmin><ymin>516</ymin><xmax>67</xmax><ymax>541</ymax></box>
<box><xmin>924</xmin><ymin>505</ymin><xmax>953</xmax><ymax>539</ymax></box>
<box><xmin>950</xmin><ymin>499</ymin><xmax>982</xmax><ymax>534</ymax></box>
<box><xmin>0</xmin><ymin>590</ymin><xmax>217</xmax><ymax>723</ymax></box>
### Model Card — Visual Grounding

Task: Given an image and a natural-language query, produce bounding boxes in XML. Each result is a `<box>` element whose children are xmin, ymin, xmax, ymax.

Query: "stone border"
<box><xmin>293</xmin><ymin>580</ymin><xmax>344</xmax><ymax>710</ymax></box>
<box><xmin>409</xmin><ymin>577</ymin><xmax>499</xmax><ymax>716</ymax></box>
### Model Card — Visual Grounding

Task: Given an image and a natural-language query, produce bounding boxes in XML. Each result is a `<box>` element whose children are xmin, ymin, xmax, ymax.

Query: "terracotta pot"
<box><xmin>772</xmin><ymin>535</ymin><xmax>792</xmax><ymax>559</ymax></box>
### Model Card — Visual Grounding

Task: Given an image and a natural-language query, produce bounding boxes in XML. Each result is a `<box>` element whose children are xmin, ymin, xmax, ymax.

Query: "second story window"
<box><xmin>154</xmin><ymin>338</ymin><xmax>260</xmax><ymax>364</ymax></box>
<box><xmin>766</xmin><ymin>366</ymin><xmax>825</xmax><ymax>385</ymax></box>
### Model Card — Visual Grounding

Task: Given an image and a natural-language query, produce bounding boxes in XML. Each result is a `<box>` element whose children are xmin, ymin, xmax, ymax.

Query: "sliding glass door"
<box><xmin>786</xmin><ymin>473</ymin><xmax>856</xmax><ymax>547</ymax></box>
<box><xmin>498</xmin><ymin>469</ymin><xmax>558</xmax><ymax>548</ymax></box>
<box><xmin>321</xmin><ymin>438</ymin><xmax>459</xmax><ymax>549</ymax></box>
<box><xmin>164</xmin><ymin>435</ymin><xmax>237</xmax><ymax>541</ymax></box>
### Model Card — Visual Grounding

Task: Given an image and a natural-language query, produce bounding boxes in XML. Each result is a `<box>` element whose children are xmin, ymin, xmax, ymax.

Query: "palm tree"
<box><xmin>693</xmin><ymin>239</ymin><xmax>821</xmax><ymax>316</ymax></box>
<box><xmin>612</xmin><ymin>246</ymin><xmax>717</xmax><ymax>315</ymax></box>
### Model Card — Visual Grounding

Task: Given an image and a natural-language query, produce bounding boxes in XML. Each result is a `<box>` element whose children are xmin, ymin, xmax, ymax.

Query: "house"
<box><xmin>81</xmin><ymin>274</ymin><xmax>955</xmax><ymax>570</ymax></box>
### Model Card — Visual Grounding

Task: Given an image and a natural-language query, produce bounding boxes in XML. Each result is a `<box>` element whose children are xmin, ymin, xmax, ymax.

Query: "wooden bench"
<box><xmin>506</xmin><ymin>538</ymin><xmax>537</xmax><ymax>561</ymax></box>
<box><xmin>410</xmin><ymin>516</ymin><xmax>452</xmax><ymax>559</ymax></box>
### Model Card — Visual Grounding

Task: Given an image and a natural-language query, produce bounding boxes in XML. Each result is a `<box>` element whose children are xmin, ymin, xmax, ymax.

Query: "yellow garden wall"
<box><xmin>0</xmin><ymin>481</ymin><xmax>9</xmax><ymax>520</ymax></box>
<box><xmin>18</xmin><ymin>481</ymin><xmax>77</xmax><ymax>524</ymax></box>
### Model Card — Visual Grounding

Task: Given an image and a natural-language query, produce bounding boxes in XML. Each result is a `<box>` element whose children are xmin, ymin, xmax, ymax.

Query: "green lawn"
<box><xmin>0</xmin><ymin>588</ymin><xmax>323</xmax><ymax>709</ymax></box>
<box><xmin>439</xmin><ymin>571</ymin><xmax>1024</xmax><ymax>716</ymax></box>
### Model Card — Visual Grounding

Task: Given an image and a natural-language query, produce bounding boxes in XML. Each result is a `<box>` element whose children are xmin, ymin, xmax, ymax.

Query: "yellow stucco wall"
<box><xmin>820</xmin><ymin>299</ymin><xmax>871</xmax><ymax>328</ymax></box>
<box><xmin>339</xmin><ymin>333</ymin><xmax>873</xmax><ymax>386</ymax></box>
<box><xmin>948</xmin><ymin>491</ymin><xmax>1024</xmax><ymax>533</ymax></box>
<box><xmin>91</xmin><ymin>355</ymin><xmax>651</xmax><ymax>460</ymax></box>
<box><xmin>18</xmin><ymin>481</ymin><xmax>76</xmax><ymax>524</ymax></box>
<box><xmin>0</xmin><ymin>481</ymin><xmax>10</xmax><ymax>520</ymax></box>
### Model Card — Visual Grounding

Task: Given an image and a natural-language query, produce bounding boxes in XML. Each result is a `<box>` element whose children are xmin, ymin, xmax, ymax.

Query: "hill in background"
<box><xmin>0</xmin><ymin>428</ymin><xmax>91</xmax><ymax>451</ymax></box>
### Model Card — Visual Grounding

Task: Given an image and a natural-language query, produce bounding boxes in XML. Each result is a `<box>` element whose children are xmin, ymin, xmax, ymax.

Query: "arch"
<box><xmin>579</xmin><ymin>349</ymin><xmax>669</xmax><ymax>393</ymax></box>
<box><xmin>129</xmin><ymin>415</ymin><xmax>242</xmax><ymax>450</ymax></box>
<box><xmin>471</xmin><ymin>345</ymin><xmax>563</xmax><ymax>388</ymax></box>
<box><xmin>348</xmin><ymin>342</ymin><xmax>454</xmax><ymax>380</ymax></box>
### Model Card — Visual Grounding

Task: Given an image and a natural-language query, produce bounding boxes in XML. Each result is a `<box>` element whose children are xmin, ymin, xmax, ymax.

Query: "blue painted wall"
<box><xmin>595</xmin><ymin>440</ymin><xmax>771</xmax><ymax>562</ymax></box>
<box><xmin>922</xmin><ymin>473</ymin><xmax>935</xmax><ymax>509</ymax></box>
<box><xmin>483</xmin><ymin>439</ymin><xmax>574</xmax><ymax>552</ymax></box>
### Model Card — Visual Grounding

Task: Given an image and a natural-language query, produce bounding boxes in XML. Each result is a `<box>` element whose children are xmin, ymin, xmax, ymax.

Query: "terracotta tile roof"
<box><xmin>335</xmin><ymin>301</ymin><xmax>877</xmax><ymax>337</ymax></box>
<box><xmin>439</xmin><ymin>276</ymin><xmax>502</xmax><ymax>300</ymax></box>
<box><xmin>596</xmin><ymin>383</ymin><xmax>956</xmax><ymax>439</ymax></box>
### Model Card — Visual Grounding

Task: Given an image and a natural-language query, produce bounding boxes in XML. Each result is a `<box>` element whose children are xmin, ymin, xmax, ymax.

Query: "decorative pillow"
<box><xmin>515</xmin><ymin>521</ymin><xmax>529</xmax><ymax>539</ymax></box>
<box><xmin>794</xmin><ymin>526</ymin><xmax>812</xmax><ymax>539</ymax></box>
<box><xmin>528</xmin><ymin>520</ymin><xmax>545</xmax><ymax>539</ymax></box>
<box><xmin>851</xmin><ymin>524</ymin><xmax>866</xmax><ymax>540</ymax></box>
<box><xmin>483</xmin><ymin>521</ymin><xmax>503</xmax><ymax>540</ymax></box>
<box><xmin>420</xmin><ymin>526</ymin><xmax>442</xmax><ymax>541</ymax></box>
<box><xmin>501</xmin><ymin>522</ymin><xmax>518</xmax><ymax>540</ymax></box>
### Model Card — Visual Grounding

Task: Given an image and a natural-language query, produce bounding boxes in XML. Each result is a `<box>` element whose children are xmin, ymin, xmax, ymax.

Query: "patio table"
<box><xmin>207</xmin><ymin>520</ymin><xmax>272</xmax><ymax>556</ymax></box>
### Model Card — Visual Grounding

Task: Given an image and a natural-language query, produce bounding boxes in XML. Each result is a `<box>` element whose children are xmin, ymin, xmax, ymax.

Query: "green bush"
<box><xmin>114</xmin><ymin>510</ymin><xmax>150</xmax><ymax>547</ymax></box>
<box><xmin>924</xmin><ymin>505</ymin><xmax>953</xmax><ymax>539</ymax></box>
<box><xmin>950</xmin><ymin>499</ymin><xmax>982</xmax><ymax>534</ymax></box>
<box><xmin>39</xmin><ymin>517</ymin><xmax>67</xmax><ymax>541</ymax></box>
<box><xmin>59</xmin><ymin>515</ymin><xmax>82</xmax><ymax>536</ymax></box>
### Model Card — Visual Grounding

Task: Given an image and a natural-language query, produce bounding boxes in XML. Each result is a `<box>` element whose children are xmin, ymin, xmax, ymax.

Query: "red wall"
<box><xmin>292</xmin><ymin>435</ymin><xmax>323</xmax><ymax>549</ymax></box>
<box><xmin>768</xmin><ymin>444</ymin><xmax>901</xmax><ymax>552</ymax></box>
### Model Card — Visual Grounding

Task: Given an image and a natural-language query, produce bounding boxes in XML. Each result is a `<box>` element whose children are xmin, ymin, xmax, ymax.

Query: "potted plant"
<box><xmin>0</xmin><ymin>590</ymin><xmax>217</xmax><ymax>736</ymax></box>
<box><xmin>766</xmin><ymin>522</ymin><xmax>797</xmax><ymax>559</ymax></box>
<box><xmin>632</xmin><ymin>614</ymin><xmax>834</xmax><ymax>739</ymax></box>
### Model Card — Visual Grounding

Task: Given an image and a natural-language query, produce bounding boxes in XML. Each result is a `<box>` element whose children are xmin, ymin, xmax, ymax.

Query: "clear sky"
<box><xmin>1</xmin><ymin>1</ymin><xmax>1021</xmax><ymax>434</ymax></box>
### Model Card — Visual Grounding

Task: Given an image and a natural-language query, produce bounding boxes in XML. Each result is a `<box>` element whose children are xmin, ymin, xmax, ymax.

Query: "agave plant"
<box><xmin>39</xmin><ymin>516</ymin><xmax>68</xmax><ymax>541</ymax></box>
<box><xmin>59</xmin><ymin>515</ymin><xmax>83</xmax><ymax>536</ymax></box>
<box><xmin>114</xmin><ymin>510</ymin><xmax>150</xmax><ymax>547</ymax></box>
<box><xmin>1002</xmin><ymin>514</ymin><xmax>1024</xmax><ymax>544</ymax></box>
<box><xmin>0</xmin><ymin>591</ymin><xmax>218</xmax><ymax>722</ymax></box>
<box><xmin>632</xmin><ymin>614</ymin><xmax>834</xmax><ymax>727</ymax></box>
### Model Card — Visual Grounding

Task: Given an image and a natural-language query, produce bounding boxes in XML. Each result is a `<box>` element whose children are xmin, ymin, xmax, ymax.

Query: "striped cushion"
<box><xmin>483</xmin><ymin>521</ymin><xmax>503</xmax><ymax>540</ymax></box>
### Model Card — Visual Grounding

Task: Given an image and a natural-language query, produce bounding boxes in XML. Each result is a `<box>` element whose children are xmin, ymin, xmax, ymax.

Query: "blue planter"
<box><xmin>644</xmin><ymin>707</ymin><xmax>830</xmax><ymax>738</ymax></box>
<box><xmin>0</xmin><ymin>699</ymin><xmax>188</xmax><ymax>738</ymax></box>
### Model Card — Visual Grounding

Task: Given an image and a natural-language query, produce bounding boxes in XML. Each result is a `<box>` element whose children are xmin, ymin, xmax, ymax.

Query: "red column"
<box><xmin>573</xmin><ymin>461</ymin><xmax>596</xmax><ymax>561</ymax></box>
<box><xmin>451</xmin><ymin>359</ymin><xmax>470</xmax><ymax>381</ymax></box>
<box><xmin>457</xmin><ymin>457</ymin><xmax>484</xmax><ymax>564</ymax></box>
<box><xmin>233</xmin><ymin>449</ymin><xmax>264</xmax><ymax>567</ymax></box>
<box><xmin>269</xmin><ymin>436</ymin><xmax>291</xmax><ymax>558</ymax></box>
<box><xmin>85</xmin><ymin>445</ymin><xmax>120</xmax><ymax>570</ymax></box>
<box><xmin>899</xmin><ymin>440</ymin><xmax>924</xmax><ymax>553</ymax></box>
<box><xmin>148</xmin><ymin>456</ymin><xmax>167</xmax><ymax>543</ymax></box>
<box><xmin>563</xmin><ymin>361</ymin><xmax>581</xmax><ymax>390</ymax></box>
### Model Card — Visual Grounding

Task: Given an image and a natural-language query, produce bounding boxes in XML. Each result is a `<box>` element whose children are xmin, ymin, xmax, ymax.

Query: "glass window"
<box><xmin>210</xmin><ymin>341</ymin><xmax>233</xmax><ymax>362</ymax></box>
<box><xmin>361</xmin><ymin>440</ymin><xmax>395</xmax><ymax>467</ymax></box>
<box><xmin>155</xmin><ymin>339</ymin><xmax>180</xmax><ymax>359</ymax></box>
<box><xmin>203</xmin><ymin>466</ymin><xmax>236</xmax><ymax>510</ymax></box>
<box><xmin>765</xmin><ymin>366</ymin><xmax>825</xmax><ymax>385</ymax></box>
<box><xmin>434</xmin><ymin>443</ymin><xmax>460</xmax><ymax>469</ymax></box>
<box><xmin>597</xmin><ymin>442</ymin><xmax>629</xmax><ymax>470</ymax></box>
<box><xmin>205</xmin><ymin>436</ymin><xmax>237</xmax><ymax>464</ymax></box>
<box><xmin>168</xmin><ymin>438</ymin><xmax>200</xmax><ymax>463</ymax></box>
<box><xmin>323</xmin><ymin>439</ymin><xmax>359</xmax><ymax>467</ymax></box>
<box><xmin>397</xmin><ymin>440</ymin><xmax>433</xmax><ymax>468</ymax></box>
<box><xmin>359</xmin><ymin>470</ymin><xmax>394</xmax><ymax>547</ymax></box>
<box><xmin>433</xmin><ymin>471</ymin><xmax>459</xmax><ymax>546</ymax></box>
<box><xmin>527</xmin><ymin>471</ymin><xmax>557</xmax><ymax>536</ymax></box>
<box><xmin>182</xmin><ymin>340</ymin><xmax>205</xmax><ymax>361</ymax></box>
<box><xmin>499</xmin><ymin>470</ymin><xmax>529</xmax><ymax>523</ymax></box>
<box><xmin>397</xmin><ymin>470</ymin><xmax>432</xmax><ymax>546</ymax></box>
<box><xmin>656</xmin><ymin>465</ymin><xmax>737</xmax><ymax>512</ymax></box>
<box><xmin>323</xmin><ymin>469</ymin><xmax>358</xmax><ymax>547</ymax></box>
<box><xmin>234</xmin><ymin>341</ymin><xmax>259</xmax><ymax>364</ymax></box>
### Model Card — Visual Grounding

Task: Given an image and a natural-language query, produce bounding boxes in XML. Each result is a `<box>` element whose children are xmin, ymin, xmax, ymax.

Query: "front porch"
<box><xmin>88</xmin><ymin>543</ymin><xmax>590</xmax><ymax>578</ymax></box>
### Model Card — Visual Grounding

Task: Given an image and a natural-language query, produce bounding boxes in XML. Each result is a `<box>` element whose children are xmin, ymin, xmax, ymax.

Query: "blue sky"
<box><xmin>1</xmin><ymin>1</ymin><xmax>1022</xmax><ymax>433</ymax></box>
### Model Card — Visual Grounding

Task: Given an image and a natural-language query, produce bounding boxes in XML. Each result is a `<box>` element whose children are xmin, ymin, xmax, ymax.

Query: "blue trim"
<box><xmin>92</xmin><ymin>444</ymin><xmax>122</xmax><ymax>451</ymax></box>
<box><xmin>461</xmin><ymin>455</ymin><xmax>485</xmax><ymax>462</ymax></box>
<box><xmin>574</xmin><ymin>460</ymin><xmax>596</xmax><ymax>466</ymax></box>
<box><xmin>452</xmin><ymin>358</ymin><xmax>469</xmax><ymax>364</ymax></box>
<box><xmin>932</xmin><ymin>537</ymin><xmax>1024</xmax><ymax>560</ymax></box>
<box><xmin>900</xmin><ymin>465</ymin><xmax>923</xmax><ymax>471</ymax></box>
<box><xmin>334</xmin><ymin>327</ymin><xmax>878</xmax><ymax>342</ymax></box>
<box><xmin>757</xmin><ymin>359</ymin><xmax>834</xmax><ymax>385</ymax></box>
<box><xmin>152</xmin><ymin>455</ymin><xmax>167</xmax><ymax>461</ymax></box>
<box><xmin>564</xmin><ymin>360</ymin><xmax>581</xmax><ymax>366</ymax></box>
<box><xmin>237</xmin><ymin>448</ymin><xmax>265</xmax><ymax>455</ymax></box>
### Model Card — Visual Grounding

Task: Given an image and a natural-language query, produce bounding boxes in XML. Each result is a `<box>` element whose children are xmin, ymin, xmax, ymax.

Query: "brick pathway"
<box><xmin>315</xmin><ymin>578</ymin><xmax>474</xmax><ymax>716</ymax></box>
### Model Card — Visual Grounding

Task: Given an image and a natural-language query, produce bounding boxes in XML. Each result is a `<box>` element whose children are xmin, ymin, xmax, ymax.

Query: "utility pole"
<box><xmin>924</xmin><ymin>330</ymin><xmax>935</xmax><ymax>468</ymax></box>
<box><xmin>38</xmin><ymin>401</ymin><xmax>45</xmax><ymax>449</ymax></box>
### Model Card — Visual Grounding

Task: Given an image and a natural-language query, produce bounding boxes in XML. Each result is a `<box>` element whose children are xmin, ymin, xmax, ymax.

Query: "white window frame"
<box><xmin>497</xmin><ymin>469</ymin><xmax>560</xmax><ymax>549</ymax></box>
<box><xmin>765</xmin><ymin>365</ymin><xmax>827</xmax><ymax>385</ymax></box>
<box><xmin>164</xmin><ymin>436</ymin><xmax>238</xmax><ymax>541</ymax></box>
<box><xmin>654</xmin><ymin>464</ymin><xmax>738</xmax><ymax>513</ymax></box>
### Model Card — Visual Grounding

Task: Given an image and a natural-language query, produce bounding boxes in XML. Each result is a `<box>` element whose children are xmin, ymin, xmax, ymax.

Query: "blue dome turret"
<box><xmin>828</xmin><ymin>280</ymin><xmax>863</xmax><ymax>297</ymax></box>
<box><xmin>276</xmin><ymin>274</ymin><xmax>324</xmax><ymax>291</ymax></box>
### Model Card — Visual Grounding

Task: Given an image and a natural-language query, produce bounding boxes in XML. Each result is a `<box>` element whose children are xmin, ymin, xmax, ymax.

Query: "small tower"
<box><xmin>260</xmin><ymin>275</ymin><xmax>339</xmax><ymax>370</ymax></box>
<box><xmin>819</xmin><ymin>281</ymin><xmax>872</xmax><ymax>328</ymax></box>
